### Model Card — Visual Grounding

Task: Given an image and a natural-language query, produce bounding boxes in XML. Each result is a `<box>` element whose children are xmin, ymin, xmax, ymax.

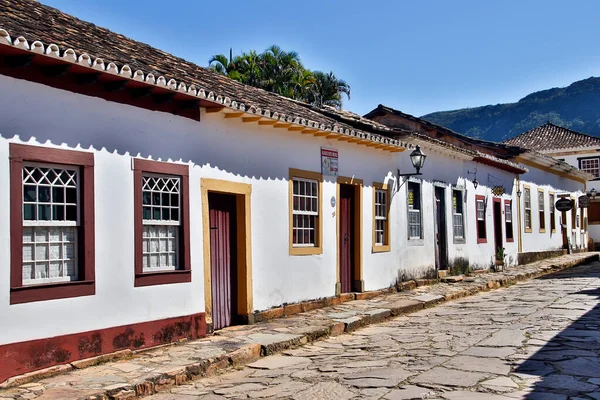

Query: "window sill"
<box><xmin>289</xmin><ymin>246</ymin><xmax>323</xmax><ymax>256</ymax></box>
<box><xmin>453</xmin><ymin>238</ymin><xmax>466</xmax><ymax>244</ymax></box>
<box><xmin>524</xmin><ymin>229</ymin><xmax>532</xmax><ymax>233</ymax></box>
<box><xmin>506</xmin><ymin>238</ymin><xmax>514</xmax><ymax>243</ymax></box>
<box><xmin>540</xmin><ymin>229</ymin><xmax>546</xmax><ymax>233</ymax></box>
<box><xmin>11</xmin><ymin>280</ymin><xmax>95</xmax><ymax>305</ymax></box>
<box><xmin>135</xmin><ymin>270</ymin><xmax>191</xmax><ymax>287</ymax></box>
<box><xmin>372</xmin><ymin>245</ymin><xmax>391</xmax><ymax>253</ymax></box>
<box><xmin>477</xmin><ymin>238</ymin><xmax>487</xmax><ymax>244</ymax></box>
<box><xmin>407</xmin><ymin>239</ymin><xmax>424</xmax><ymax>246</ymax></box>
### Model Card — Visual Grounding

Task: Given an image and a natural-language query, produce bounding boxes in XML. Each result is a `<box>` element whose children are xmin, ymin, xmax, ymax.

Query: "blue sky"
<box><xmin>41</xmin><ymin>0</ymin><xmax>600</xmax><ymax>117</ymax></box>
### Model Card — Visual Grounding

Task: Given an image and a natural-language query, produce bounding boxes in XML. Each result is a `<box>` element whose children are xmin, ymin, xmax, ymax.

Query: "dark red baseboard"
<box><xmin>0</xmin><ymin>312</ymin><xmax>206</xmax><ymax>383</ymax></box>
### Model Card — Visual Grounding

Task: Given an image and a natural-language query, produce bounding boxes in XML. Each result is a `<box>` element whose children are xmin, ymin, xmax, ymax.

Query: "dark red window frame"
<box><xmin>133</xmin><ymin>159</ymin><xmax>191</xmax><ymax>287</ymax></box>
<box><xmin>505</xmin><ymin>199</ymin><xmax>514</xmax><ymax>242</ymax></box>
<box><xmin>10</xmin><ymin>143</ymin><xmax>95</xmax><ymax>304</ymax></box>
<box><xmin>476</xmin><ymin>195</ymin><xmax>487</xmax><ymax>244</ymax></box>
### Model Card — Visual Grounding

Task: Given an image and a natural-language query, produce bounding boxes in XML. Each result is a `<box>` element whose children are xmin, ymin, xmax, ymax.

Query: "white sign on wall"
<box><xmin>321</xmin><ymin>147</ymin><xmax>338</xmax><ymax>176</ymax></box>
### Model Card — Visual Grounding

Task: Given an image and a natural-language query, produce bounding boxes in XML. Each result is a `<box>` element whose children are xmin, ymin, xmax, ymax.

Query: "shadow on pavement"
<box><xmin>513</xmin><ymin>262</ymin><xmax>600</xmax><ymax>399</ymax></box>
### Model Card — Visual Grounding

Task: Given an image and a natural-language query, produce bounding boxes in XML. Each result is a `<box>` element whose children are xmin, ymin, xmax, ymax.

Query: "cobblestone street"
<box><xmin>147</xmin><ymin>261</ymin><xmax>600</xmax><ymax>400</ymax></box>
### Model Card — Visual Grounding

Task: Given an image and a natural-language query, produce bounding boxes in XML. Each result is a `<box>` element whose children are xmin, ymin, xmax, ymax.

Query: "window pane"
<box><xmin>142</xmin><ymin>225</ymin><xmax>179</xmax><ymax>272</ymax></box>
<box><xmin>142</xmin><ymin>175</ymin><xmax>181</xmax><ymax>224</ymax></box>
<box><xmin>38</xmin><ymin>205</ymin><xmax>51</xmax><ymax>220</ymax></box>
<box><xmin>23</xmin><ymin>204</ymin><xmax>36</xmax><ymax>220</ymax></box>
<box><xmin>22</xmin><ymin>226</ymin><xmax>78</xmax><ymax>285</ymax></box>
<box><xmin>24</xmin><ymin>185</ymin><xmax>37</xmax><ymax>202</ymax></box>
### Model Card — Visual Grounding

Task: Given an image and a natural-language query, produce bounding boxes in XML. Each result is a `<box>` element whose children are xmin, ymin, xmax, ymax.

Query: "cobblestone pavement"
<box><xmin>146</xmin><ymin>261</ymin><xmax>600</xmax><ymax>400</ymax></box>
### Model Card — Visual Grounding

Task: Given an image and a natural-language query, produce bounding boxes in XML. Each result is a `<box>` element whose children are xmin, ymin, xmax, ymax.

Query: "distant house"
<box><xmin>504</xmin><ymin>123</ymin><xmax>600</xmax><ymax>247</ymax></box>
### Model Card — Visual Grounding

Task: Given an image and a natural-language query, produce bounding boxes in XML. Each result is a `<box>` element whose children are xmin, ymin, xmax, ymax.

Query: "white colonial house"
<box><xmin>0</xmin><ymin>0</ymin><xmax>592</xmax><ymax>383</ymax></box>
<box><xmin>505</xmin><ymin>122</ymin><xmax>600</xmax><ymax>248</ymax></box>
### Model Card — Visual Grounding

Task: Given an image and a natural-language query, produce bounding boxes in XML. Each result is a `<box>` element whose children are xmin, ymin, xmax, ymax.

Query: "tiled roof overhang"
<box><xmin>516</xmin><ymin>151</ymin><xmax>594</xmax><ymax>183</ymax></box>
<box><xmin>0</xmin><ymin>1</ymin><xmax>405</xmax><ymax>152</ymax></box>
<box><xmin>473</xmin><ymin>153</ymin><xmax>528</xmax><ymax>174</ymax></box>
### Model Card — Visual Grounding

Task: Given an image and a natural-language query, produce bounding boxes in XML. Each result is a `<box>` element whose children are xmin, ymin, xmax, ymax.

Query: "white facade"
<box><xmin>0</xmin><ymin>74</ymin><xmax>588</xmax><ymax>350</ymax></box>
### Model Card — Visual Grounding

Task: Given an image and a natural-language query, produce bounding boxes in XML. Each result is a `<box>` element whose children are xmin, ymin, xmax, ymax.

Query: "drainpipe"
<box><xmin>516</xmin><ymin>175</ymin><xmax>523</xmax><ymax>254</ymax></box>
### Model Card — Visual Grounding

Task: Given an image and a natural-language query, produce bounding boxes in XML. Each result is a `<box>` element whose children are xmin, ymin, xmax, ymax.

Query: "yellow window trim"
<box><xmin>372</xmin><ymin>182</ymin><xmax>391</xmax><ymax>253</ymax></box>
<box><xmin>538</xmin><ymin>188</ymin><xmax>546</xmax><ymax>233</ymax></box>
<box><xmin>289</xmin><ymin>168</ymin><xmax>323</xmax><ymax>255</ymax></box>
<box><xmin>523</xmin><ymin>184</ymin><xmax>532</xmax><ymax>233</ymax></box>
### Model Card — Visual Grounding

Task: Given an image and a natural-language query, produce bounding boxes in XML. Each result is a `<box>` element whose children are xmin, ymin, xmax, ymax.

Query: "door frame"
<box><xmin>433</xmin><ymin>185</ymin><xmax>448</xmax><ymax>270</ymax></box>
<box><xmin>201</xmin><ymin>178</ymin><xmax>253</xmax><ymax>331</ymax></box>
<box><xmin>336</xmin><ymin>176</ymin><xmax>363</xmax><ymax>295</ymax></box>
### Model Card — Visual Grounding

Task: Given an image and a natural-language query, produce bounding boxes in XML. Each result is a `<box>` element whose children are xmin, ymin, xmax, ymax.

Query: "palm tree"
<box><xmin>309</xmin><ymin>71</ymin><xmax>351</xmax><ymax>109</ymax></box>
<box><xmin>208</xmin><ymin>47</ymin><xmax>351</xmax><ymax>109</ymax></box>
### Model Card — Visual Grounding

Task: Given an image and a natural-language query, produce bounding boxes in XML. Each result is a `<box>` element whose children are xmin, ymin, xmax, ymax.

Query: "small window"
<box><xmin>505</xmin><ymin>200</ymin><xmax>514</xmax><ymax>242</ymax></box>
<box><xmin>292</xmin><ymin>178</ymin><xmax>319</xmax><ymax>246</ymax></box>
<box><xmin>373</xmin><ymin>183</ymin><xmax>390</xmax><ymax>251</ymax></box>
<box><xmin>476</xmin><ymin>195</ymin><xmax>487</xmax><ymax>243</ymax></box>
<box><xmin>10</xmin><ymin>144</ymin><xmax>95</xmax><ymax>304</ymax></box>
<box><xmin>289</xmin><ymin>169</ymin><xmax>322</xmax><ymax>255</ymax></box>
<box><xmin>571</xmin><ymin>198</ymin><xmax>577</xmax><ymax>230</ymax></box>
<box><xmin>407</xmin><ymin>181</ymin><xmax>422</xmax><ymax>239</ymax></box>
<box><xmin>524</xmin><ymin>187</ymin><xmax>532</xmax><ymax>232</ymax></box>
<box><xmin>580</xmin><ymin>158</ymin><xmax>600</xmax><ymax>178</ymax></box>
<box><xmin>134</xmin><ymin>159</ymin><xmax>191</xmax><ymax>287</ymax></box>
<box><xmin>538</xmin><ymin>189</ymin><xmax>546</xmax><ymax>232</ymax></box>
<box><xmin>452</xmin><ymin>190</ymin><xmax>464</xmax><ymax>240</ymax></box>
<box><xmin>549</xmin><ymin>193</ymin><xmax>556</xmax><ymax>232</ymax></box>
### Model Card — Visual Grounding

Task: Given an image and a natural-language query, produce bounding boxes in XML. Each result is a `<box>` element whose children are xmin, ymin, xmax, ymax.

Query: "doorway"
<box><xmin>337</xmin><ymin>178</ymin><xmax>363</xmax><ymax>294</ymax></box>
<box><xmin>208</xmin><ymin>193</ymin><xmax>238</xmax><ymax>330</ymax></box>
<box><xmin>493</xmin><ymin>198</ymin><xmax>503</xmax><ymax>257</ymax></box>
<box><xmin>434</xmin><ymin>186</ymin><xmax>448</xmax><ymax>270</ymax></box>
<box><xmin>202</xmin><ymin>179</ymin><xmax>252</xmax><ymax>332</ymax></box>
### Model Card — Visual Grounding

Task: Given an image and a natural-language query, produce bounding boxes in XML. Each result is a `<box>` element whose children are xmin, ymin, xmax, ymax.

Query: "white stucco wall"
<box><xmin>0</xmin><ymin>74</ymin><xmax>591</xmax><ymax>346</ymax></box>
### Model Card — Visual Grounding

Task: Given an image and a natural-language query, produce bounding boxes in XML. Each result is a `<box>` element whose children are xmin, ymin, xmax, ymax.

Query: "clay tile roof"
<box><xmin>504</xmin><ymin>122</ymin><xmax>600</xmax><ymax>151</ymax></box>
<box><xmin>0</xmin><ymin>0</ymin><xmax>402</xmax><ymax>147</ymax></box>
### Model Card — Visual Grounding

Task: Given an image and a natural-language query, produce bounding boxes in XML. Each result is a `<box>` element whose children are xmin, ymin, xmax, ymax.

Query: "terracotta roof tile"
<box><xmin>504</xmin><ymin>122</ymin><xmax>600</xmax><ymax>151</ymax></box>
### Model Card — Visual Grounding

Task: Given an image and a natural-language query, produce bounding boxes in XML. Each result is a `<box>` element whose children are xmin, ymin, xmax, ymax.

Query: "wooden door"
<box><xmin>434</xmin><ymin>187</ymin><xmax>448</xmax><ymax>270</ymax></box>
<box><xmin>339</xmin><ymin>185</ymin><xmax>354</xmax><ymax>293</ymax></box>
<box><xmin>209</xmin><ymin>193</ymin><xmax>238</xmax><ymax>330</ymax></box>
<box><xmin>493</xmin><ymin>199</ymin><xmax>503</xmax><ymax>255</ymax></box>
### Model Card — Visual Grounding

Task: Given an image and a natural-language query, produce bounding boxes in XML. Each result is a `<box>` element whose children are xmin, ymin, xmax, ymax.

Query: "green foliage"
<box><xmin>208</xmin><ymin>46</ymin><xmax>350</xmax><ymax>109</ymax></box>
<box><xmin>422</xmin><ymin>77</ymin><xmax>600</xmax><ymax>141</ymax></box>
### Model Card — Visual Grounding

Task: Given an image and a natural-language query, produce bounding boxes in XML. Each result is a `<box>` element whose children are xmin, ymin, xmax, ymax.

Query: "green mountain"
<box><xmin>421</xmin><ymin>77</ymin><xmax>600</xmax><ymax>142</ymax></box>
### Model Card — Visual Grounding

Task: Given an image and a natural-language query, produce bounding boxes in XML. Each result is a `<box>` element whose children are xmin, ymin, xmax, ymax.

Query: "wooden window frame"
<box><xmin>571</xmin><ymin>195</ymin><xmax>577</xmax><ymax>232</ymax></box>
<box><xmin>578</xmin><ymin>156</ymin><xmax>600</xmax><ymax>180</ymax></box>
<box><xmin>372</xmin><ymin>182</ymin><xmax>391</xmax><ymax>253</ymax></box>
<box><xmin>10</xmin><ymin>143</ymin><xmax>95</xmax><ymax>304</ymax></box>
<box><xmin>407</xmin><ymin>180</ymin><xmax>422</xmax><ymax>240</ymax></box>
<box><xmin>549</xmin><ymin>192</ymin><xmax>556</xmax><ymax>233</ymax></box>
<box><xmin>133</xmin><ymin>159</ymin><xmax>191</xmax><ymax>287</ymax></box>
<box><xmin>475</xmin><ymin>194</ymin><xmax>487</xmax><ymax>244</ymax></box>
<box><xmin>523</xmin><ymin>185</ymin><xmax>532</xmax><ymax>233</ymax></box>
<box><xmin>538</xmin><ymin>188</ymin><xmax>546</xmax><ymax>233</ymax></box>
<box><xmin>452</xmin><ymin>189</ymin><xmax>465</xmax><ymax>243</ymax></box>
<box><xmin>505</xmin><ymin>199</ymin><xmax>514</xmax><ymax>242</ymax></box>
<box><xmin>289</xmin><ymin>168</ymin><xmax>323</xmax><ymax>255</ymax></box>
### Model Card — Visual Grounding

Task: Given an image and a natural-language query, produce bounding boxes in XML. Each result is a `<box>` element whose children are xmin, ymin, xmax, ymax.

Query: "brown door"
<box><xmin>339</xmin><ymin>185</ymin><xmax>355</xmax><ymax>293</ymax></box>
<box><xmin>493</xmin><ymin>199</ymin><xmax>503</xmax><ymax>255</ymax></box>
<box><xmin>434</xmin><ymin>187</ymin><xmax>448</xmax><ymax>270</ymax></box>
<box><xmin>209</xmin><ymin>193</ymin><xmax>238</xmax><ymax>330</ymax></box>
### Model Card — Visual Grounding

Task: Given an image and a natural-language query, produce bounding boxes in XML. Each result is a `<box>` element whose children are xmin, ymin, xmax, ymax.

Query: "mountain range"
<box><xmin>421</xmin><ymin>77</ymin><xmax>600</xmax><ymax>142</ymax></box>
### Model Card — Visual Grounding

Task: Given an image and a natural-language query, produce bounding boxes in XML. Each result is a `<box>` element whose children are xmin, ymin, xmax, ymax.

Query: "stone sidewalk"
<box><xmin>1</xmin><ymin>253</ymin><xmax>597</xmax><ymax>400</ymax></box>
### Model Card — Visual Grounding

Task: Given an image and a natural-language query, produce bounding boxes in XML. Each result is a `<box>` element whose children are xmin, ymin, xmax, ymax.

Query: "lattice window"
<box><xmin>549</xmin><ymin>193</ymin><xmax>556</xmax><ymax>231</ymax></box>
<box><xmin>580</xmin><ymin>158</ymin><xmax>600</xmax><ymax>178</ymax></box>
<box><xmin>538</xmin><ymin>190</ymin><xmax>546</xmax><ymax>231</ymax></box>
<box><xmin>505</xmin><ymin>200</ymin><xmax>514</xmax><ymax>241</ymax></box>
<box><xmin>476</xmin><ymin>196</ymin><xmax>486</xmax><ymax>241</ymax></box>
<box><xmin>22</xmin><ymin>164</ymin><xmax>79</xmax><ymax>285</ymax></box>
<box><xmin>292</xmin><ymin>178</ymin><xmax>319</xmax><ymax>246</ymax></box>
<box><xmin>505</xmin><ymin>202</ymin><xmax>512</xmax><ymax>223</ymax></box>
<box><xmin>452</xmin><ymin>190</ymin><xmax>464</xmax><ymax>239</ymax></box>
<box><xmin>142</xmin><ymin>174</ymin><xmax>180</xmax><ymax>272</ymax></box>
<box><xmin>374</xmin><ymin>189</ymin><xmax>387</xmax><ymax>246</ymax></box>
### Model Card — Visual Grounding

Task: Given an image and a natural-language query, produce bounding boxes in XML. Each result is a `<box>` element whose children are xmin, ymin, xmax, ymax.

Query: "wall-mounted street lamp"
<box><xmin>590</xmin><ymin>188</ymin><xmax>597</xmax><ymax>199</ymax></box>
<box><xmin>398</xmin><ymin>145</ymin><xmax>427</xmax><ymax>179</ymax></box>
<box><xmin>467</xmin><ymin>167</ymin><xmax>478</xmax><ymax>189</ymax></box>
<box><xmin>517</xmin><ymin>188</ymin><xmax>522</xmax><ymax>197</ymax></box>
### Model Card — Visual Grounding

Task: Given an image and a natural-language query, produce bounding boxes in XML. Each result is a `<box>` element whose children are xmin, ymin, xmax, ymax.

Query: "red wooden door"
<box><xmin>209</xmin><ymin>193</ymin><xmax>238</xmax><ymax>330</ymax></box>
<box><xmin>340</xmin><ymin>185</ymin><xmax>354</xmax><ymax>293</ymax></box>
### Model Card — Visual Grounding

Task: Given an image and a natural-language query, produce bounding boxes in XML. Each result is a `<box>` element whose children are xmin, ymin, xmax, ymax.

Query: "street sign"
<box><xmin>578</xmin><ymin>195</ymin><xmax>590</xmax><ymax>208</ymax></box>
<box><xmin>555</xmin><ymin>198</ymin><xmax>574</xmax><ymax>212</ymax></box>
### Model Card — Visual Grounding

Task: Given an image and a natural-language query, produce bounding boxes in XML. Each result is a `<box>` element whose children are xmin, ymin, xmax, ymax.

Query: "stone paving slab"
<box><xmin>0</xmin><ymin>252</ymin><xmax>597</xmax><ymax>400</ymax></box>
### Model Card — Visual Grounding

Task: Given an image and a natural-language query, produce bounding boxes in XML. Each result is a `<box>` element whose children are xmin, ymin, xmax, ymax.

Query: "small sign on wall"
<box><xmin>321</xmin><ymin>147</ymin><xmax>338</xmax><ymax>176</ymax></box>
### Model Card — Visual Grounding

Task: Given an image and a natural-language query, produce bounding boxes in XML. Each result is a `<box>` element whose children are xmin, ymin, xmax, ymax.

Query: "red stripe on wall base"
<box><xmin>0</xmin><ymin>312</ymin><xmax>206</xmax><ymax>383</ymax></box>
